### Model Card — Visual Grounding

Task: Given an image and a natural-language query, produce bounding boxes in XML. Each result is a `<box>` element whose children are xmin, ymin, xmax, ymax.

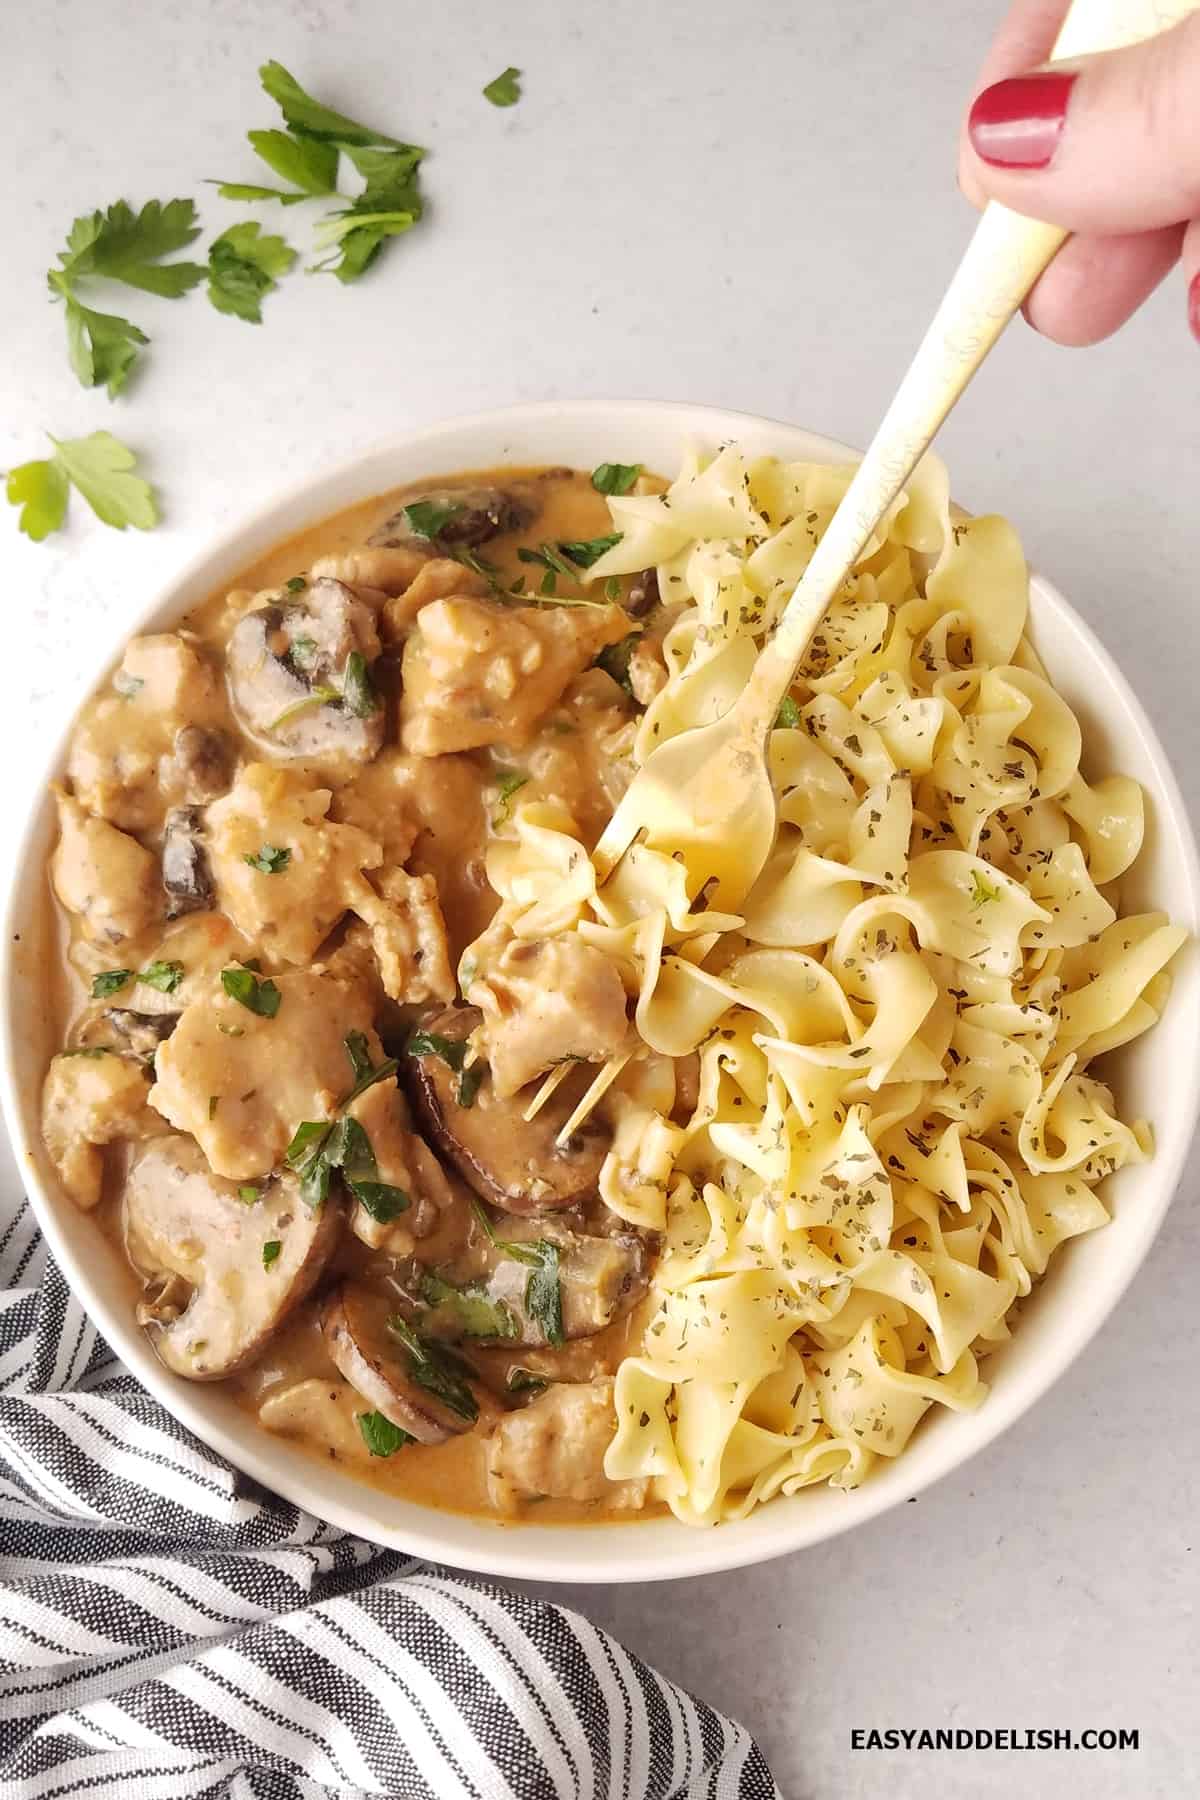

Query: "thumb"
<box><xmin>965</xmin><ymin>14</ymin><xmax>1200</xmax><ymax>234</ymax></box>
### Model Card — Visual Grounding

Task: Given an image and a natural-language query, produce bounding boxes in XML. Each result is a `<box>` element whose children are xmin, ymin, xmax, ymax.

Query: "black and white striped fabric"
<box><xmin>0</xmin><ymin>1194</ymin><xmax>780</xmax><ymax>1800</ymax></box>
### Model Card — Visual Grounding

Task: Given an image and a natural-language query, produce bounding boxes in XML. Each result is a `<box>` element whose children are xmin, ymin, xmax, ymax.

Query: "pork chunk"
<box><xmin>51</xmin><ymin>790</ymin><xmax>160</xmax><ymax>946</ymax></box>
<box><xmin>42</xmin><ymin>1050</ymin><xmax>162</xmax><ymax>1209</ymax></box>
<box><xmin>150</xmin><ymin>968</ymin><xmax>376</xmax><ymax>1180</ymax></box>
<box><xmin>66</xmin><ymin>635</ymin><xmax>226</xmax><ymax>831</ymax></box>
<box><xmin>471</xmin><ymin>934</ymin><xmax>629</xmax><ymax>1097</ymax></box>
<box><xmin>380</xmin><ymin>558</ymin><xmax>491</xmax><ymax>643</ymax></box>
<box><xmin>486</xmin><ymin>1379</ymin><xmax>648</xmax><ymax>1511</ymax></box>
<box><xmin>400</xmin><ymin>598</ymin><xmax>631</xmax><ymax>754</ymax></box>
<box><xmin>353</xmin><ymin>868</ymin><xmax>455</xmax><ymax>1007</ymax></box>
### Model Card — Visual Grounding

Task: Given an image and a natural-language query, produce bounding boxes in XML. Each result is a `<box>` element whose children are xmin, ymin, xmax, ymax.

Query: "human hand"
<box><xmin>958</xmin><ymin>0</ymin><xmax>1200</xmax><ymax>344</ymax></box>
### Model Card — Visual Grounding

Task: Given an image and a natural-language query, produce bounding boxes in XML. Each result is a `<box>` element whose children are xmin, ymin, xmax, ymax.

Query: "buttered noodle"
<box><xmin>468</xmin><ymin>444</ymin><xmax>1185</xmax><ymax>1526</ymax></box>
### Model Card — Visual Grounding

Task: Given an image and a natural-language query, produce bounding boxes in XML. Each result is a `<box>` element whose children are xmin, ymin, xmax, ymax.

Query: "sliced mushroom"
<box><xmin>406</xmin><ymin>1217</ymin><xmax>649</xmax><ymax>1347</ymax></box>
<box><xmin>321</xmin><ymin>1281</ymin><xmax>479</xmax><ymax>1444</ymax></box>
<box><xmin>625</xmin><ymin>567</ymin><xmax>659</xmax><ymax>618</ymax></box>
<box><xmin>226</xmin><ymin>579</ymin><xmax>384</xmax><ymax>763</ymax></box>
<box><xmin>162</xmin><ymin>805</ymin><xmax>213</xmax><ymax>917</ymax></box>
<box><xmin>124</xmin><ymin>1135</ymin><xmax>340</xmax><ymax>1379</ymax></box>
<box><xmin>370</xmin><ymin>484</ymin><xmax>534</xmax><ymax>551</ymax></box>
<box><xmin>405</xmin><ymin>1006</ymin><xmax>610</xmax><ymax>1214</ymax></box>
<box><xmin>104</xmin><ymin>1008</ymin><xmax>180</xmax><ymax>1059</ymax></box>
<box><xmin>169</xmin><ymin>725</ymin><xmax>235</xmax><ymax>803</ymax></box>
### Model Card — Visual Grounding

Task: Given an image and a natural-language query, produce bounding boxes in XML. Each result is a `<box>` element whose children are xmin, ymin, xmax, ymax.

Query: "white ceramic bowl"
<box><xmin>5</xmin><ymin>400</ymin><xmax>1198</xmax><ymax>1583</ymax></box>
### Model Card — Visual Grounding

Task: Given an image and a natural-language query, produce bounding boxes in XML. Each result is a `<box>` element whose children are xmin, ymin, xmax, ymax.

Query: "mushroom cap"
<box><xmin>405</xmin><ymin>1006</ymin><xmax>609</xmax><ymax>1215</ymax></box>
<box><xmin>124</xmin><ymin>1134</ymin><xmax>340</xmax><ymax>1379</ymax></box>
<box><xmin>320</xmin><ymin>1280</ymin><xmax>479</xmax><ymax>1445</ymax></box>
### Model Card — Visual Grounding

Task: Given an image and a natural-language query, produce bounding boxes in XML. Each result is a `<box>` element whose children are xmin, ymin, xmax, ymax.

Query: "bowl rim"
<box><xmin>5</xmin><ymin>395</ymin><xmax>1199</xmax><ymax>1584</ymax></box>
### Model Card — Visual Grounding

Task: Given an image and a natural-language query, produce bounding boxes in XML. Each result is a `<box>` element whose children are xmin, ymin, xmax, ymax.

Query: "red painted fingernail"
<box><xmin>1189</xmin><ymin>273</ymin><xmax>1200</xmax><ymax>345</ymax></box>
<box><xmin>968</xmin><ymin>71</ymin><xmax>1077</xmax><ymax>169</ymax></box>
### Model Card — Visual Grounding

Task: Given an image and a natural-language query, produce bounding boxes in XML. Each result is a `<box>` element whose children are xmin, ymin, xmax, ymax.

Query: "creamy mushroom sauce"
<box><xmin>41</xmin><ymin>466</ymin><xmax>678</xmax><ymax>1524</ymax></box>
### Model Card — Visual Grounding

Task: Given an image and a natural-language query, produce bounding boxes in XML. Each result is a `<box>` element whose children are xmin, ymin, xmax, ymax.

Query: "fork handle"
<box><xmin>742</xmin><ymin>0</ymin><xmax>1200</xmax><ymax>736</ymax></box>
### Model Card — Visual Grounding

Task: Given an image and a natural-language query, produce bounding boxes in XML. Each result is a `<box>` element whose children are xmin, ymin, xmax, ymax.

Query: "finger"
<box><xmin>958</xmin><ymin>0</ymin><xmax>1070</xmax><ymax>207</ymax></box>
<box><xmin>964</xmin><ymin>15</ymin><xmax>1200</xmax><ymax>234</ymax></box>
<box><xmin>1183</xmin><ymin>216</ymin><xmax>1200</xmax><ymax>342</ymax></box>
<box><xmin>1021</xmin><ymin>223</ymin><xmax>1183</xmax><ymax>345</ymax></box>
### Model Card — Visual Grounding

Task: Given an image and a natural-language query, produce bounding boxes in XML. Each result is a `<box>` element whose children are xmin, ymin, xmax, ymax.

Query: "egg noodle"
<box><xmin>467</xmin><ymin>444</ymin><xmax>1185</xmax><ymax>1527</ymax></box>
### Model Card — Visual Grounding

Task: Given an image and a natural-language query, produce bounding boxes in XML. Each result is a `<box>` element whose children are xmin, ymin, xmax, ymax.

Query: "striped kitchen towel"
<box><xmin>0</xmin><ymin>1195</ymin><xmax>780</xmax><ymax>1800</ymax></box>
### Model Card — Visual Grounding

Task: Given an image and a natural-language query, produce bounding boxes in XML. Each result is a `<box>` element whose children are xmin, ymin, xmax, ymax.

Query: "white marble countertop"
<box><xmin>5</xmin><ymin>1</ymin><xmax>1198</xmax><ymax>1793</ymax></box>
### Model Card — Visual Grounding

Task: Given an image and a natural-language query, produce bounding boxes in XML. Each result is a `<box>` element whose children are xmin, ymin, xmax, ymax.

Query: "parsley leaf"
<box><xmin>357</xmin><ymin>1410</ymin><xmax>412</xmax><ymax>1456</ymax></box>
<box><xmin>492</xmin><ymin>768</ymin><xmax>528</xmax><ymax>825</ymax></box>
<box><xmin>246</xmin><ymin>127</ymin><xmax>339</xmax><ymax>195</ymax></box>
<box><xmin>221</xmin><ymin>966</ymin><xmax>281</xmax><ymax>1016</ymax></box>
<box><xmin>969</xmin><ymin>869</ymin><xmax>1003</xmax><ymax>907</ymax></box>
<box><xmin>456</xmin><ymin>1063</ymin><xmax>484</xmax><ymax>1109</ymax></box>
<box><xmin>207</xmin><ymin>223</ymin><xmax>296</xmax><ymax>324</ymax></box>
<box><xmin>775</xmin><ymin>695</ymin><xmax>802</xmax><ymax>729</ymax></box>
<box><xmin>210</xmin><ymin>180</ymin><xmax>313</xmax><ymax>207</ymax></box>
<box><xmin>507</xmin><ymin>1239</ymin><xmax>564</xmax><ymax>1346</ymax></box>
<box><xmin>54</xmin><ymin>199</ymin><xmax>206</xmax><ymax>298</ymax></box>
<box><xmin>309</xmin><ymin>207</ymin><xmax>418</xmax><ymax>282</ymax></box>
<box><xmin>242</xmin><ymin>843</ymin><xmax>291</xmax><ymax>874</ymax></box>
<box><xmin>350</xmin><ymin>1181</ymin><xmax>410</xmax><ymax>1222</ymax></box>
<box><xmin>406</xmin><ymin>1029</ymin><xmax>469</xmax><ymax>1071</ymax></box>
<box><xmin>7</xmin><ymin>434</ymin><xmax>158</xmax><ymax>540</ymax></box>
<box><xmin>262</xmin><ymin>1239</ymin><xmax>282</xmax><ymax>1268</ymax></box>
<box><xmin>238</xmin><ymin>1184</ymin><xmax>260</xmax><ymax>1204</ymax></box>
<box><xmin>402</xmin><ymin>499</ymin><xmax>464</xmax><ymax>540</ymax></box>
<box><xmin>591</xmin><ymin>462</ymin><xmax>641</xmax><ymax>496</ymax></box>
<box><xmin>505</xmin><ymin>1366</ymin><xmax>549</xmax><ymax>1395</ymax></box>
<box><xmin>91</xmin><ymin>969</ymin><xmax>132</xmax><ymax>999</ymax></box>
<box><xmin>51</xmin><ymin>433</ymin><xmax>158</xmax><ymax>530</ymax></box>
<box><xmin>387</xmin><ymin>1317</ymin><xmax>479</xmax><ymax>1422</ymax></box>
<box><xmin>259</xmin><ymin>60</ymin><xmax>407</xmax><ymax>148</ymax></box>
<box><xmin>138</xmin><ymin>960</ymin><xmax>184</xmax><ymax>994</ymax></box>
<box><xmin>5</xmin><ymin>460</ymin><xmax>69</xmax><ymax>542</ymax></box>
<box><xmin>557</xmin><ymin>532</ymin><xmax>622</xmax><ymax>568</ymax></box>
<box><xmin>341</xmin><ymin>650</ymin><xmax>378</xmax><ymax>717</ymax></box>
<box><xmin>418</xmin><ymin>1270</ymin><xmax>518</xmax><ymax>1339</ymax></box>
<box><xmin>339</xmin><ymin>1034</ymin><xmax>399</xmax><ymax>1108</ymax></box>
<box><xmin>595</xmin><ymin>634</ymin><xmax>636</xmax><ymax>695</ymax></box>
<box><xmin>482</xmin><ymin>67</ymin><xmax>522</xmax><ymax>108</ymax></box>
<box><xmin>49</xmin><ymin>280</ymin><xmax>149</xmax><ymax>397</ymax></box>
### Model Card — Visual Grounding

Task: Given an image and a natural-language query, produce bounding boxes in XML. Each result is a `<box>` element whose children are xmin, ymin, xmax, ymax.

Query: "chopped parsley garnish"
<box><xmin>139</xmin><ymin>960</ymin><xmax>184</xmax><ymax>994</ymax></box>
<box><xmin>113</xmin><ymin>671</ymin><xmax>144</xmax><ymax>699</ymax></box>
<box><xmin>238</xmin><ymin>1184</ymin><xmax>260</xmax><ymax>1205</ymax></box>
<box><xmin>505</xmin><ymin>1366</ymin><xmax>550</xmax><ymax>1395</ymax></box>
<box><xmin>341</xmin><ymin>649</ymin><xmax>378</xmax><ymax>717</ymax></box>
<box><xmin>591</xmin><ymin>462</ymin><xmax>641</xmax><ymax>495</ymax></box>
<box><xmin>482</xmin><ymin>67</ymin><xmax>522</xmax><ymax>107</ymax></box>
<box><xmin>269</xmin><ymin>684</ymin><xmax>340</xmax><ymax>730</ymax></box>
<box><xmin>262</xmin><ymin>1239</ymin><xmax>282</xmax><ymax>1268</ymax></box>
<box><xmin>350</xmin><ymin>1180</ymin><xmax>410</xmax><ymax>1223</ymax></box>
<box><xmin>467</xmin><ymin>1201</ymin><xmax>564</xmax><ymax>1345</ymax></box>
<box><xmin>406</xmin><ymin>1028</ymin><xmax>484</xmax><ymax>1106</ymax></box>
<box><xmin>595</xmin><ymin>634</ymin><xmax>636</xmax><ymax>694</ymax></box>
<box><xmin>775</xmin><ymin>695</ymin><xmax>802</xmax><ymax>729</ymax></box>
<box><xmin>418</xmin><ymin>1270</ymin><xmax>518</xmax><ymax>1339</ymax></box>
<box><xmin>402</xmin><ymin>499</ymin><xmax>464</xmax><ymax>540</ymax></box>
<box><xmin>492</xmin><ymin>768</ymin><xmax>528</xmax><ymax>825</ymax></box>
<box><xmin>7</xmin><ymin>432</ymin><xmax>158</xmax><ymax>541</ymax></box>
<box><xmin>285</xmin><ymin>575</ymin><xmax>308</xmax><ymax>593</ymax></box>
<box><xmin>387</xmin><ymin>1317</ymin><xmax>479</xmax><ymax>1422</ymax></box>
<box><xmin>556</xmin><ymin>531</ymin><xmax>622</xmax><ymax>568</ymax></box>
<box><xmin>456</xmin><ymin>1063</ymin><xmax>485</xmax><ymax>1109</ymax></box>
<box><xmin>340</xmin><ymin>1032</ymin><xmax>399</xmax><ymax>1107</ymax></box>
<box><xmin>242</xmin><ymin>844</ymin><xmax>291</xmax><ymax>874</ymax></box>
<box><xmin>91</xmin><ymin>969</ymin><xmax>132</xmax><ymax>999</ymax></box>
<box><xmin>969</xmin><ymin>869</ymin><xmax>1002</xmax><ymax>907</ymax></box>
<box><xmin>220</xmin><ymin>966</ymin><xmax>281</xmax><ymax>1016</ymax></box>
<box><xmin>357</xmin><ymin>1410</ymin><xmax>412</xmax><ymax>1457</ymax></box>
